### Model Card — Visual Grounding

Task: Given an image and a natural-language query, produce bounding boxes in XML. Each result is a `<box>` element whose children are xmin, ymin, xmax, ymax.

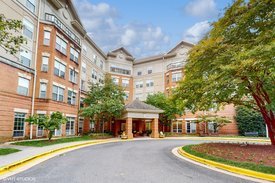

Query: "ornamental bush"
<box><xmin>236</xmin><ymin>106</ymin><xmax>266</xmax><ymax>137</ymax></box>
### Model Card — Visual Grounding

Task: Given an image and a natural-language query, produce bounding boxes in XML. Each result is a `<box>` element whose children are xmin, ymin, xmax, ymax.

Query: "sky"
<box><xmin>73</xmin><ymin>0</ymin><xmax>233</xmax><ymax>58</ymax></box>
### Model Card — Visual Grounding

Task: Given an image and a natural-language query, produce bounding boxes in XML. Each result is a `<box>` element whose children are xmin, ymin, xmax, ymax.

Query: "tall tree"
<box><xmin>173</xmin><ymin>0</ymin><xmax>275</xmax><ymax>144</ymax></box>
<box><xmin>80</xmin><ymin>74</ymin><xmax>125</xmax><ymax>133</ymax></box>
<box><xmin>146</xmin><ymin>92</ymin><xmax>182</xmax><ymax>131</ymax></box>
<box><xmin>26</xmin><ymin>112</ymin><xmax>67</xmax><ymax>140</ymax></box>
<box><xmin>0</xmin><ymin>14</ymin><xmax>26</xmax><ymax>54</ymax></box>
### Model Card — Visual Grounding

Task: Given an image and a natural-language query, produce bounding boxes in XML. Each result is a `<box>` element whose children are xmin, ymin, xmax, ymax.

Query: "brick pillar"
<box><xmin>151</xmin><ymin>118</ymin><xmax>159</xmax><ymax>138</ymax></box>
<box><xmin>182</xmin><ymin>120</ymin><xmax>186</xmax><ymax>134</ymax></box>
<box><xmin>126</xmin><ymin>117</ymin><xmax>133</xmax><ymax>139</ymax></box>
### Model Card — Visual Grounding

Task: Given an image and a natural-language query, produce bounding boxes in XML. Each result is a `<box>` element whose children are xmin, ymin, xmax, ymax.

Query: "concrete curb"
<box><xmin>177</xmin><ymin>147</ymin><xmax>275</xmax><ymax>182</ymax></box>
<box><xmin>0</xmin><ymin>139</ymin><xmax>122</xmax><ymax>175</ymax></box>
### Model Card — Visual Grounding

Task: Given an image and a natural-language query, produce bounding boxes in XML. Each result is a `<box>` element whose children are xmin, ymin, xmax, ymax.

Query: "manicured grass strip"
<box><xmin>0</xmin><ymin>148</ymin><xmax>21</xmax><ymax>155</ymax></box>
<box><xmin>13</xmin><ymin>136</ymin><xmax>93</xmax><ymax>147</ymax></box>
<box><xmin>183</xmin><ymin>145</ymin><xmax>275</xmax><ymax>175</ymax></box>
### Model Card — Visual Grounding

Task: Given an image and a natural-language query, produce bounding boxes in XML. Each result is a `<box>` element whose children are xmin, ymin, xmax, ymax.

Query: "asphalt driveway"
<box><xmin>1</xmin><ymin>139</ymin><xmax>256</xmax><ymax>183</ymax></box>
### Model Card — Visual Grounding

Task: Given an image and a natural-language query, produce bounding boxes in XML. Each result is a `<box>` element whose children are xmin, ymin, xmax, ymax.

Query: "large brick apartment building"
<box><xmin>0</xmin><ymin>0</ymin><xmax>238</xmax><ymax>139</ymax></box>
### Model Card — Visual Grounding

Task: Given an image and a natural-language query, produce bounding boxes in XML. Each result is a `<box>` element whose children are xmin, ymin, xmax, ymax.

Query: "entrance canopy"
<box><xmin>119</xmin><ymin>99</ymin><xmax>163</xmax><ymax>139</ymax></box>
<box><xmin>123</xmin><ymin>99</ymin><xmax>163</xmax><ymax>119</ymax></box>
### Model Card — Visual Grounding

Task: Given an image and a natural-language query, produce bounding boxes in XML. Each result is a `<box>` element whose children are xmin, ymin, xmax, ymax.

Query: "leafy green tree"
<box><xmin>236</xmin><ymin>106</ymin><xmax>266</xmax><ymax>136</ymax></box>
<box><xmin>146</xmin><ymin>92</ymin><xmax>182</xmax><ymax>131</ymax></box>
<box><xmin>26</xmin><ymin>112</ymin><xmax>67</xmax><ymax>140</ymax></box>
<box><xmin>173</xmin><ymin>0</ymin><xmax>275</xmax><ymax>144</ymax></box>
<box><xmin>196</xmin><ymin>114</ymin><xmax>231</xmax><ymax>134</ymax></box>
<box><xmin>0</xmin><ymin>14</ymin><xmax>26</xmax><ymax>54</ymax></box>
<box><xmin>80</xmin><ymin>74</ymin><xmax>125</xmax><ymax>133</ymax></box>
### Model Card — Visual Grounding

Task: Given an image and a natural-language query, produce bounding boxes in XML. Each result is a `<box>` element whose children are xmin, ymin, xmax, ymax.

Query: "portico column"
<box><xmin>151</xmin><ymin>118</ymin><xmax>159</xmax><ymax>138</ymax></box>
<box><xmin>126</xmin><ymin>117</ymin><xmax>133</xmax><ymax>139</ymax></box>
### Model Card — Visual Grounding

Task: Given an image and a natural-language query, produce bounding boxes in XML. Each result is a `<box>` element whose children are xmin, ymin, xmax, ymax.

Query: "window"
<box><xmin>112</xmin><ymin>78</ymin><xmax>119</xmax><ymax>85</ymax></box>
<box><xmin>186</xmin><ymin>121</ymin><xmax>196</xmax><ymax>133</ymax></box>
<box><xmin>208</xmin><ymin>122</ymin><xmax>217</xmax><ymax>133</ymax></box>
<box><xmin>69</xmin><ymin>69</ymin><xmax>78</xmax><ymax>84</ymax></box>
<box><xmin>43</xmin><ymin>31</ymin><xmax>50</xmax><ymax>45</ymax></box>
<box><xmin>98</xmin><ymin>74</ymin><xmax>104</xmax><ymax>84</ymax></box>
<box><xmin>70</xmin><ymin>47</ymin><xmax>79</xmax><ymax>63</ymax></box>
<box><xmin>123</xmin><ymin>92</ymin><xmax>129</xmax><ymax>100</ymax></box>
<box><xmin>20</xmin><ymin>50</ymin><xmax>31</xmax><ymax>67</ymax></box>
<box><xmin>80</xmin><ymin>97</ymin><xmax>84</xmax><ymax>108</ymax></box>
<box><xmin>39</xmin><ymin>83</ymin><xmax>47</xmax><ymax>98</ymax></box>
<box><xmin>54</xmin><ymin>124</ymin><xmax>62</xmax><ymax>136</ymax></box>
<box><xmin>172</xmin><ymin>72</ymin><xmax>182</xmax><ymax>82</ymax></box>
<box><xmin>52</xmin><ymin>85</ymin><xmax>64</xmax><ymax>102</ymax></box>
<box><xmin>172</xmin><ymin>121</ymin><xmax>182</xmax><ymax>133</ymax></box>
<box><xmin>55</xmin><ymin>36</ymin><xmax>67</xmax><ymax>55</ymax></box>
<box><xmin>81</xmin><ymin>62</ymin><xmax>86</xmax><ymax>79</ymax></box>
<box><xmin>92</xmin><ymin>69</ymin><xmax>97</xmax><ymax>80</ymax></box>
<box><xmin>93</xmin><ymin>55</ymin><xmax>97</xmax><ymax>64</ymax></box>
<box><xmin>81</xmin><ymin>80</ymin><xmax>86</xmax><ymax>91</ymax></box>
<box><xmin>137</xmin><ymin>71</ymin><xmax>142</xmax><ymax>76</ymax></box>
<box><xmin>99</xmin><ymin>60</ymin><xmax>103</xmax><ymax>69</ymax></box>
<box><xmin>67</xmin><ymin>90</ymin><xmax>76</xmax><ymax>105</ymax></box>
<box><xmin>17</xmin><ymin>77</ymin><xmax>29</xmax><ymax>96</ymax></box>
<box><xmin>110</xmin><ymin>67</ymin><xmax>131</xmax><ymax>75</ymax></box>
<box><xmin>135</xmin><ymin>81</ymin><xmax>143</xmax><ymax>88</ymax></box>
<box><xmin>78</xmin><ymin>117</ymin><xmax>84</xmax><ymax>134</ymax></box>
<box><xmin>122</xmin><ymin>79</ymin><xmax>129</xmax><ymax>87</ymax></box>
<box><xmin>23</xmin><ymin>18</ymin><xmax>34</xmax><ymax>39</ymax></box>
<box><xmin>82</xmin><ymin>44</ymin><xmax>87</xmax><ymax>55</ymax></box>
<box><xmin>54</xmin><ymin>60</ymin><xmax>66</xmax><ymax>78</ymax></box>
<box><xmin>26</xmin><ymin>0</ymin><xmax>35</xmax><ymax>13</ymax></box>
<box><xmin>147</xmin><ymin>68</ymin><xmax>152</xmax><ymax>74</ymax></box>
<box><xmin>13</xmin><ymin>112</ymin><xmax>26</xmax><ymax>137</ymax></box>
<box><xmin>41</xmin><ymin>56</ymin><xmax>49</xmax><ymax>72</ymax></box>
<box><xmin>135</xmin><ymin>93</ymin><xmax>142</xmax><ymax>100</ymax></box>
<box><xmin>37</xmin><ymin>114</ymin><xmax>44</xmax><ymax>137</ymax></box>
<box><xmin>146</xmin><ymin>80</ymin><xmax>154</xmax><ymax>87</ymax></box>
<box><xmin>66</xmin><ymin>117</ymin><xmax>75</xmax><ymax>136</ymax></box>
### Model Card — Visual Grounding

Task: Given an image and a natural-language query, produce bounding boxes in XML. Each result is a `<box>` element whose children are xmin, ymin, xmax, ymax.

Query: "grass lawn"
<box><xmin>183</xmin><ymin>144</ymin><xmax>275</xmax><ymax>174</ymax></box>
<box><xmin>0</xmin><ymin>148</ymin><xmax>21</xmax><ymax>155</ymax></box>
<box><xmin>13</xmin><ymin>136</ymin><xmax>95</xmax><ymax>147</ymax></box>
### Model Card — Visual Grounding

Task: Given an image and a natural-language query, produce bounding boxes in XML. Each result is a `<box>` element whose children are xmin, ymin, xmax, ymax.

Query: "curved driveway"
<box><xmin>2</xmin><ymin>139</ymin><xmax>255</xmax><ymax>183</ymax></box>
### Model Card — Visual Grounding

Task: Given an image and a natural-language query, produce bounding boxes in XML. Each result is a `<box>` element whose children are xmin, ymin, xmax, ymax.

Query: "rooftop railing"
<box><xmin>45</xmin><ymin>13</ymin><xmax>81</xmax><ymax>46</ymax></box>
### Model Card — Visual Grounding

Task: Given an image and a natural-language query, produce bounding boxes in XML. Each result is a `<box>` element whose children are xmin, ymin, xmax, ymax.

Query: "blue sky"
<box><xmin>74</xmin><ymin>0</ymin><xmax>233</xmax><ymax>58</ymax></box>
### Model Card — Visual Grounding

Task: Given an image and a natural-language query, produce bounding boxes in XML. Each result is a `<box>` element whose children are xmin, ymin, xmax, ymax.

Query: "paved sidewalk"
<box><xmin>0</xmin><ymin>138</ymin><xmax>118</xmax><ymax>168</ymax></box>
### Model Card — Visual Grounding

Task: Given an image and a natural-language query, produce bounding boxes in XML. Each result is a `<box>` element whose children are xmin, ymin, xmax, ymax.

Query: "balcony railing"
<box><xmin>167</xmin><ymin>61</ymin><xmax>185</xmax><ymax>71</ymax></box>
<box><xmin>45</xmin><ymin>13</ymin><xmax>81</xmax><ymax>46</ymax></box>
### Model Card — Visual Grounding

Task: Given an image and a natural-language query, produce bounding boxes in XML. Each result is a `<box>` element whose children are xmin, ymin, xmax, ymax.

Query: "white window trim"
<box><xmin>39</xmin><ymin>79</ymin><xmax>48</xmax><ymax>83</ymax></box>
<box><xmin>36</xmin><ymin>110</ymin><xmax>47</xmax><ymax>114</ymax></box>
<box><xmin>14</xmin><ymin>108</ymin><xmax>29</xmax><ymax>113</ymax></box>
<box><xmin>55</xmin><ymin>57</ymin><xmax>67</xmax><ymax>66</ymax></box>
<box><xmin>18</xmin><ymin>72</ymin><xmax>31</xmax><ymax>80</ymax></box>
<box><xmin>52</xmin><ymin>82</ymin><xmax>65</xmax><ymax>89</ymax></box>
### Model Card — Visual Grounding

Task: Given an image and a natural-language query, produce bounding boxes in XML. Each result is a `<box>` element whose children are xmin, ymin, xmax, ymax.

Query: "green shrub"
<box><xmin>236</xmin><ymin>106</ymin><xmax>266</xmax><ymax>136</ymax></box>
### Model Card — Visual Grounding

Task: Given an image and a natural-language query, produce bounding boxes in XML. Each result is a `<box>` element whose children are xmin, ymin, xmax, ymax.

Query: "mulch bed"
<box><xmin>191</xmin><ymin>143</ymin><xmax>275</xmax><ymax>167</ymax></box>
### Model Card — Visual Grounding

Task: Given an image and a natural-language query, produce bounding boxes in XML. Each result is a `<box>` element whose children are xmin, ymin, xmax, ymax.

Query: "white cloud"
<box><xmin>74</xmin><ymin>0</ymin><xmax>171</xmax><ymax>58</ymax></box>
<box><xmin>183</xmin><ymin>21</ymin><xmax>211</xmax><ymax>43</ymax></box>
<box><xmin>183</xmin><ymin>0</ymin><xmax>218</xmax><ymax>18</ymax></box>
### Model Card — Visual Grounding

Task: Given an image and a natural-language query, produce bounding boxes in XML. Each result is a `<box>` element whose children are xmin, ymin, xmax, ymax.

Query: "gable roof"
<box><xmin>110</xmin><ymin>47</ymin><xmax>133</xmax><ymax>58</ymax></box>
<box><xmin>167</xmin><ymin>40</ymin><xmax>194</xmax><ymax>54</ymax></box>
<box><xmin>125</xmin><ymin>99</ymin><xmax>163</xmax><ymax>113</ymax></box>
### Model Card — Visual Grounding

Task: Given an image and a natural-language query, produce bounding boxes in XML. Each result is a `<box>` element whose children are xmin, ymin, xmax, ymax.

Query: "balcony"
<box><xmin>167</xmin><ymin>61</ymin><xmax>185</xmax><ymax>71</ymax></box>
<box><xmin>45</xmin><ymin>13</ymin><xmax>81</xmax><ymax>46</ymax></box>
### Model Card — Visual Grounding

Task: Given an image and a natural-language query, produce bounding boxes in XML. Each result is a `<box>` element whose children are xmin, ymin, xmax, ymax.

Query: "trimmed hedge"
<box><xmin>236</xmin><ymin>106</ymin><xmax>266</xmax><ymax>136</ymax></box>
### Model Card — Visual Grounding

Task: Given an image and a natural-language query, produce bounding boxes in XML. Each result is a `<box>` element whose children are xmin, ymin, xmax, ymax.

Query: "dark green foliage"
<box><xmin>80</xmin><ymin>74</ymin><xmax>125</xmax><ymax>132</ymax></box>
<box><xmin>236</xmin><ymin>106</ymin><xmax>266</xmax><ymax>136</ymax></box>
<box><xmin>146</xmin><ymin>92</ymin><xmax>182</xmax><ymax>128</ymax></box>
